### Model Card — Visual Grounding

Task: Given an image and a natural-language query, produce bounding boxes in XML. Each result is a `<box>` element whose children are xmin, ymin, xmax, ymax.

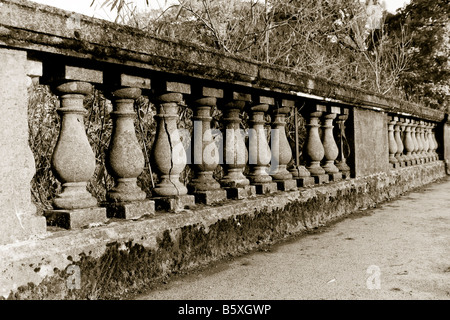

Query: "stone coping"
<box><xmin>0</xmin><ymin>0</ymin><xmax>445</xmax><ymax>122</ymax></box>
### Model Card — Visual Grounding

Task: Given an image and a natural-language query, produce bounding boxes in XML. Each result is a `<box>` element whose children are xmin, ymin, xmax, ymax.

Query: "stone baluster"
<box><xmin>394</xmin><ymin>117</ymin><xmax>405</xmax><ymax>166</ymax></box>
<box><xmin>303</xmin><ymin>104</ymin><xmax>329</xmax><ymax>184</ymax></box>
<box><xmin>268</xmin><ymin>100</ymin><xmax>297</xmax><ymax>191</ymax></box>
<box><xmin>428</xmin><ymin>124</ymin><xmax>435</xmax><ymax>161</ymax></box>
<box><xmin>419</xmin><ymin>121</ymin><xmax>429</xmax><ymax>163</ymax></box>
<box><xmin>188</xmin><ymin>87</ymin><xmax>227</xmax><ymax>205</ymax></box>
<box><xmin>429</xmin><ymin>122</ymin><xmax>436</xmax><ymax>161</ymax></box>
<box><xmin>322</xmin><ymin>106</ymin><xmax>342</xmax><ymax>181</ymax></box>
<box><xmin>426</xmin><ymin>123</ymin><xmax>434</xmax><ymax>162</ymax></box>
<box><xmin>44</xmin><ymin>66</ymin><xmax>106</xmax><ymax>229</ymax></box>
<box><xmin>416</xmin><ymin>120</ymin><xmax>425</xmax><ymax>164</ymax></box>
<box><xmin>415</xmin><ymin>120</ymin><xmax>424</xmax><ymax>164</ymax></box>
<box><xmin>103</xmin><ymin>74</ymin><xmax>155</xmax><ymax>219</ymax></box>
<box><xmin>151</xmin><ymin>81</ymin><xmax>195</xmax><ymax>211</ymax></box>
<box><xmin>431</xmin><ymin>123</ymin><xmax>439</xmax><ymax>161</ymax></box>
<box><xmin>289</xmin><ymin>100</ymin><xmax>315</xmax><ymax>187</ymax></box>
<box><xmin>247</xmin><ymin>96</ymin><xmax>278</xmax><ymax>194</ymax></box>
<box><xmin>220</xmin><ymin>92</ymin><xmax>256</xmax><ymax>199</ymax></box>
<box><xmin>420</xmin><ymin>121</ymin><xmax>428</xmax><ymax>162</ymax></box>
<box><xmin>410</xmin><ymin>120</ymin><xmax>419</xmax><ymax>164</ymax></box>
<box><xmin>335</xmin><ymin>108</ymin><xmax>351</xmax><ymax>179</ymax></box>
<box><xmin>425</xmin><ymin>122</ymin><xmax>432</xmax><ymax>162</ymax></box>
<box><xmin>402</xmin><ymin>119</ymin><xmax>414</xmax><ymax>166</ymax></box>
<box><xmin>388</xmin><ymin>116</ymin><xmax>398</xmax><ymax>168</ymax></box>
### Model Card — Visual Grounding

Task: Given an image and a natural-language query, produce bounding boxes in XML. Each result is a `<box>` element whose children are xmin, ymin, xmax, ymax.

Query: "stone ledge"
<box><xmin>0</xmin><ymin>161</ymin><xmax>446</xmax><ymax>299</ymax></box>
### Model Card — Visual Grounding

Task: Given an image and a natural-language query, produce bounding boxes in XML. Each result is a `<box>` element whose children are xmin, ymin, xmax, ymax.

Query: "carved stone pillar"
<box><xmin>269</xmin><ymin>101</ymin><xmax>297</xmax><ymax>191</ymax></box>
<box><xmin>431</xmin><ymin>123</ymin><xmax>439</xmax><ymax>161</ymax></box>
<box><xmin>335</xmin><ymin>109</ymin><xmax>351</xmax><ymax>179</ymax></box>
<box><xmin>289</xmin><ymin>99</ymin><xmax>315</xmax><ymax>187</ymax></box>
<box><xmin>394</xmin><ymin>117</ymin><xmax>405</xmax><ymax>166</ymax></box>
<box><xmin>188</xmin><ymin>87</ymin><xmax>227</xmax><ymax>204</ymax></box>
<box><xmin>321</xmin><ymin>106</ymin><xmax>342</xmax><ymax>181</ymax></box>
<box><xmin>220</xmin><ymin>92</ymin><xmax>256</xmax><ymax>199</ymax></box>
<box><xmin>44</xmin><ymin>77</ymin><xmax>106</xmax><ymax>229</ymax></box>
<box><xmin>424</xmin><ymin>122</ymin><xmax>433</xmax><ymax>162</ymax></box>
<box><xmin>103</xmin><ymin>75</ymin><xmax>155</xmax><ymax>219</ymax></box>
<box><xmin>303</xmin><ymin>104</ymin><xmax>329</xmax><ymax>184</ymax></box>
<box><xmin>247</xmin><ymin>96</ymin><xmax>278</xmax><ymax>194</ymax></box>
<box><xmin>419</xmin><ymin>121</ymin><xmax>429</xmax><ymax>163</ymax></box>
<box><xmin>410</xmin><ymin>120</ymin><xmax>419</xmax><ymax>164</ymax></box>
<box><xmin>416</xmin><ymin>120</ymin><xmax>425</xmax><ymax>164</ymax></box>
<box><xmin>402</xmin><ymin>119</ymin><xmax>414</xmax><ymax>166</ymax></box>
<box><xmin>388</xmin><ymin>116</ymin><xmax>398</xmax><ymax>168</ymax></box>
<box><xmin>428</xmin><ymin>122</ymin><xmax>435</xmax><ymax>162</ymax></box>
<box><xmin>151</xmin><ymin>82</ymin><xmax>195</xmax><ymax>211</ymax></box>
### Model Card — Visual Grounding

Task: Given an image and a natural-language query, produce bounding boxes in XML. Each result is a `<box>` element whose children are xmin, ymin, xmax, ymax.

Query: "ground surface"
<box><xmin>135</xmin><ymin>177</ymin><xmax>450</xmax><ymax>300</ymax></box>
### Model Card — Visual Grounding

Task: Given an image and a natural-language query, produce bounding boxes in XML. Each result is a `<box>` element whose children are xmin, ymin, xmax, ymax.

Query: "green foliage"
<box><xmin>93</xmin><ymin>0</ymin><xmax>448</xmax><ymax>108</ymax></box>
<box><xmin>113</xmin><ymin>0</ymin><xmax>412</xmax><ymax>98</ymax></box>
<box><xmin>386</xmin><ymin>0</ymin><xmax>450</xmax><ymax>110</ymax></box>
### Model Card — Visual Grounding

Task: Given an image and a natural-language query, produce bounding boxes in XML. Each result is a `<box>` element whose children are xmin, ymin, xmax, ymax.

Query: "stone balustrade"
<box><xmin>0</xmin><ymin>0</ymin><xmax>448</xmax><ymax>246</ymax></box>
<box><xmin>387</xmin><ymin>115</ymin><xmax>440</xmax><ymax>168</ymax></box>
<box><xmin>6</xmin><ymin>60</ymin><xmax>358</xmax><ymax>231</ymax></box>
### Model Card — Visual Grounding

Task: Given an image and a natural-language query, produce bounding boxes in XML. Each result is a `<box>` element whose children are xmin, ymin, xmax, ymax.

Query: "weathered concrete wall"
<box><xmin>0</xmin><ymin>48</ymin><xmax>46</xmax><ymax>245</ymax></box>
<box><xmin>351</xmin><ymin>108</ymin><xmax>390</xmax><ymax>177</ymax></box>
<box><xmin>0</xmin><ymin>161</ymin><xmax>445</xmax><ymax>300</ymax></box>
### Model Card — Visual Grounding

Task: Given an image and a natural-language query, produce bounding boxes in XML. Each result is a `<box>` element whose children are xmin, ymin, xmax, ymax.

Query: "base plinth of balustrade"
<box><xmin>153</xmin><ymin>195</ymin><xmax>196</xmax><ymax>212</ymax></box>
<box><xmin>44</xmin><ymin>207</ymin><xmax>107</xmax><ymax>229</ymax></box>
<box><xmin>328</xmin><ymin>172</ymin><xmax>343</xmax><ymax>182</ymax></box>
<box><xmin>103</xmin><ymin>200</ymin><xmax>155</xmax><ymax>220</ymax></box>
<box><xmin>225</xmin><ymin>185</ymin><xmax>256</xmax><ymax>200</ymax></box>
<box><xmin>192</xmin><ymin>189</ymin><xmax>228</xmax><ymax>205</ymax></box>
<box><xmin>391</xmin><ymin>162</ymin><xmax>402</xmax><ymax>169</ymax></box>
<box><xmin>340</xmin><ymin>171</ymin><xmax>351</xmax><ymax>180</ymax></box>
<box><xmin>253</xmin><ymin>182</ymin><xmax>278</xmax><ymax>195</ymax></box>
<box><xmin>312</xmin><ymin>174</ymin><xmax>330</xmax><ymax>184</ymax></box>
<box><xmin>274</xmin><ymin>179</ymin><xmax>298</xmax><ymax>191</ymax></box>
<box><xmin>397</xmin><ymin>161</ymin><xmax>406</xmax><ymax>168</ymax></box>
<box><xmin>295</xmin><ymin>176</ymin><xmax>316</xmax><ymax>187</ymax></box>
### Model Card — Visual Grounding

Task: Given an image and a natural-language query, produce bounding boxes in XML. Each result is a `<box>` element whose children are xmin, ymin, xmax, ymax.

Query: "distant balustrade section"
<box><xmin>387</xmin><ymin>114</ymin><xmax>440</xmax><ymax>169</ymax></box>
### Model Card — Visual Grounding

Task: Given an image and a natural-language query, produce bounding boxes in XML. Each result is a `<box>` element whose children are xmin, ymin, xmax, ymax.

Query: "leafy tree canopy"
<box><xmin>94</xmin><ymin>0</ymin><xmax>448</xmax><ymax>110</ymax></box>
<box><xmin>386</xmin><ymin>0</ymin><xmax>449</xmax><ymax>110</ymax></box>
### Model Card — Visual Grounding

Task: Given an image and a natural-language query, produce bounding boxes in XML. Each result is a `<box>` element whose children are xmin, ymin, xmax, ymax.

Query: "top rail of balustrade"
<box><xmin>0</xmin><ymin>0</ymin><xmax>445</xmax><ymax>122</ymax></box>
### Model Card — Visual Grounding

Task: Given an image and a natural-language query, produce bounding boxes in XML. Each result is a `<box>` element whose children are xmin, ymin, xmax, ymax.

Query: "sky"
<box><xmin>30</xmin><ymin>0</ymin><xmax>411</xmax><ymax>22</ymax></box>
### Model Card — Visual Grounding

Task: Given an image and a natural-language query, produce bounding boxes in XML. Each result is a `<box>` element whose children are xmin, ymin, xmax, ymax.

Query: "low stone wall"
<box><xmin>1</xmin><ymin>161</ymin><xmax>445</xmax><ymax>300</ymax></box>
